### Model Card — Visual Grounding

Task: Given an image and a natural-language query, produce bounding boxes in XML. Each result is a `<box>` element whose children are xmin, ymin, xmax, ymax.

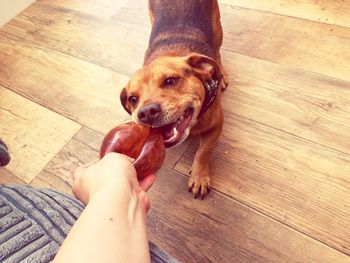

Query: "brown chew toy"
<box><xmin>100</xmin><ymin>122</ymin><xmax>166</xmax><ymax>180</ymax></box>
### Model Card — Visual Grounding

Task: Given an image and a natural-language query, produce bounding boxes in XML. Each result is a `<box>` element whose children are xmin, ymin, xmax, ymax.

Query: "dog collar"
<box><xmin>198</xmin><ymin>77</ymin><xmax>220</xmax><ymax>117</ymax></box>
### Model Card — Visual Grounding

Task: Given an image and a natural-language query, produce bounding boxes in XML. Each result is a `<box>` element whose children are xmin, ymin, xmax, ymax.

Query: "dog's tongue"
<box><xmin>156</xmin><ymin>108</ymin><xmax>193</xmax><ymax>148</ymax></box>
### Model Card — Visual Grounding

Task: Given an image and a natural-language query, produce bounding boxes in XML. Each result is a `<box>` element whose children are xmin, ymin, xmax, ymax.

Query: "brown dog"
<box><xmin>120</xmin><ymin>0</ymin><xmax>227</xmax><ymax>199</ymax></box>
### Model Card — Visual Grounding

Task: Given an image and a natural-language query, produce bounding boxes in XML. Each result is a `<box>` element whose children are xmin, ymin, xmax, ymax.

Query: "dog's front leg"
<box><xmin>188</xmin><ymin>118</ymin><xmax>223</xmax><ymax>199</ymax></box>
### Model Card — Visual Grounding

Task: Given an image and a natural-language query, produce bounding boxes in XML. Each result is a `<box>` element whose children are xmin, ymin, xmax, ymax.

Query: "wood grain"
<box><xmin>148</xmin><ymin>167</ymin><xmax>349</xmax><ymax>263</ymax></box>
<box><xmin>0</xmin><ymin>86</ymin><xmax>80</xmax><ymax>183</ymax></box>
<box><xmin>221</xmin><ymin>52</ymin><xmax>350</xmax><ymax>155</ymax></box>
<box><xmin>39</xmin><ymin>130</ymin><xmax>101</xmax><ymax>187</ymax></box>
<box><xmin>35</xmin><ymin>0</ymin><xmax>132</xmax><ymax>19</ymax></box>
<box><xmin>30</xmin><ymin>170</ymin><xmax>73</xmax><ymax>196</ymax></box>
<box><xmin>219</xmin><ymin>0</ymin><xmax>350</xmax><ymax>28</ymax></box>
<box><xmin>175</xmin><ymin>113</ymin><xmax>350</xmax><ymax>255</ymax></box>
<box><xmin>0</xmin><ymin>168</ymin><xmax>25</xmax><ymax>184</ymax></box>
<box><xmin>23</xmin><ymin>126</ymin><xmax>350</xmax><ymax>262</ymax></box>
<box><xmin>0</xmin><ymin>34</ymin><xmax>130</xmax><ymax>134</ymax></box>
<box><xmin>8</xmin><ymin>0</ymin><xmax>350</xmax><ymax>84</ymax></box>
<box><xmin>219</xmin><ymin>4</ymin><xmax>350</xmax><ymax>82</ymax></box>
<box><xmin>1</xmin><ymin>0</ymin><xmax>350</xmax><ymax>260</ymax></box>
<box><xmin>0</xmin><ymin>1</ymin><xmax>149</xmax><ymax>76</ymax></box>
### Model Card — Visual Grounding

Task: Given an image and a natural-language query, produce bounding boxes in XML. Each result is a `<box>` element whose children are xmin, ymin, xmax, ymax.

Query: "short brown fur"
<box><xmin>120</xmin><ymin>0</ymin><xmax>227</xmax><ymax>199</ymax></box>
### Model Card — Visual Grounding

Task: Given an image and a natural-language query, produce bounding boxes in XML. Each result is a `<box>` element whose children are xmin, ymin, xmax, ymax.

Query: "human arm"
<box><xmin>53</xmin><ymin>153</ymin><xmax>155</xmax><ymax>263</ymax></box>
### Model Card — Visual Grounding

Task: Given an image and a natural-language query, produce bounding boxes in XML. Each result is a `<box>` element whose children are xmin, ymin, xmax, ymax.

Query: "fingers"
<box><xmin>72</xmin><ymin>153</ymin><xmax>155</xmax><ymax>208</ymax></box>
<box><xmin>144</xmin><ymin>194</ymin><xmax>151</xmax><ymax>212</ymax></box>
<box><xmin>139</xmin><ymin>174</ymin><xmax>156</xmax><ymax>192</ymax></box>
<box><xmin>137</xmin><ymin>189</ymin><xmax>151</xmax><ymax>213</ymax></box>
<box><xmin>102</xmin><ymin>153</ymin><xmax>136</xmax><ymax>176</ymax></box>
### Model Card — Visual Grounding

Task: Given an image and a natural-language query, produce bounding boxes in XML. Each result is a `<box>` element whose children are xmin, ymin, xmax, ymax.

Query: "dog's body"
<box><xmin>145</xmin><ymin>0</ymin><xmax>223</xmax><ymax>63</ymax></box>
<box><xmin>121</xmin><ymin>0</ymin><xmax>226</xmax><ymax>198</ymax></box>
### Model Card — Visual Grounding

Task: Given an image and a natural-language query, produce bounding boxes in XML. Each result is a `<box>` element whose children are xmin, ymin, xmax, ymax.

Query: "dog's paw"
<box><xmin>188</xmin><ymin>172</ymin><xmax>211</xmax><ymax>199</ymax></box>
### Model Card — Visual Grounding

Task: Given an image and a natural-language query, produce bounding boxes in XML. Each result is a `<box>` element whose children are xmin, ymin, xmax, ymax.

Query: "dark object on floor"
<box><xmin>0</xmin><ymin>185</ymin><xmax>178</xmax><ymax>263</ymax></box>
<box><xmin>0</xmin><ymin>139</ymin><xmax>10</xmax><ymax>167</ymax></box>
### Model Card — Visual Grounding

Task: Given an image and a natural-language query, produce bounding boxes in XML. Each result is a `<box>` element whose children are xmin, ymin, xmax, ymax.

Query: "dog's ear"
<box><xmin>120</xmin><ymin>87</ymin><xmax>131</xmax><ymax>115</ymax></box>
<box><xmin>186</xmin><ymin>53</ymin><xmax>222</xmax><ymax>83</ymax></box>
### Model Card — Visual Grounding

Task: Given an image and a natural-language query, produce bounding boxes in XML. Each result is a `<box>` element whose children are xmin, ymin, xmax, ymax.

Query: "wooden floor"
<box><xmin>1</xmin><ymin>0</ymin><xmax>350</xmax><ymax>262</ymax></box>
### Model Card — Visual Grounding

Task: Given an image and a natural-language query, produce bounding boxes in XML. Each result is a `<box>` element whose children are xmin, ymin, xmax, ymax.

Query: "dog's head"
<box><xmin>120</xmin><ymin>53</ymin><xmax>221</xmax><ymax>147</ymax></box>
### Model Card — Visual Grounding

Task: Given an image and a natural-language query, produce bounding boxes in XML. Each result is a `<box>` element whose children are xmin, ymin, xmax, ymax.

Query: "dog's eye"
<box><xmin>164</xmin><ymin>77</ymin><xmax>179</xmax><ymax>87</ymax></box>
<box><xmin>128</xmin><ymin>96</ymin><xmax>138</xmax><ymax>105</ymax></box>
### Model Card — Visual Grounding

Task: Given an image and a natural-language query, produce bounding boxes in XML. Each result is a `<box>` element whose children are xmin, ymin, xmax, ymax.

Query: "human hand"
<box><xmin>72</xmin><ymin>153</ymin><xmax>156</xmax><ymax>211</ymax></box>
<box><xmin>55</xmin><ymin>153</ymin><xmax>154</xmax><ymax>263</ymax></box>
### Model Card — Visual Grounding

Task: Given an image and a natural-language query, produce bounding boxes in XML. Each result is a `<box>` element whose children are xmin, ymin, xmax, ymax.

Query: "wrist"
<box><xmin>92</xmin><ymin>183</ymin><xmax>133</xmax><ymax>204</ymax></box>
<box><xmin>91</xmin><ymin>184</ymin><xmax>147</xmax><ymax>216</ymax></box>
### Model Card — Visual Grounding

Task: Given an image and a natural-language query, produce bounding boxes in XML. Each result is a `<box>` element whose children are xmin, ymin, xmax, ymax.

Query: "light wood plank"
<box><xmin>0</xmin><ymin>1</ymin><xmax>149</xmax><ymax>76</ymax></box>
<box><xmin>0</xmin><ymin>168</ymin><xmax>25</xmax><ymax>184</ymax></box>
<box><xmin>222</xmin><ymin>52</ymin><xmax>350</xmax><ymax>155</ymax></box>
<box><xmin>0</xmin><ymin>34</ymin><xmax>130</xmax><ymax>134</ymax></box>
<box><xmin>219</xmin><ymin>0</ymin><xmax>350</xmax><ymax>28</ymax></box>
<box><xmin>10</xmin><ymin>1</ymin><xmax>349</xmax><ymax>155</ymax></box>
<box><xmin>39</xmin><ymin>130</ymin><xmax>100</xmax><ymax>187</ymax></box>
<box><xmin>148</xmin><ymin>167</ymin><xmax>349</xmax><ymax>262</ymax></box>
<box><xmin>163</xmin><ymin>137</ymin><xmax>193</xmax><ymax>168</ymax></box>
<box><xmin>31</xmin><ymin>170</ymin><xmax>73</xmax><ymax>196</ymax></box>
<box><xmin>8</xmin><ymin>0</ymin><xmax>350</xmax><ymax>84</ymax></box>
<box><xmin>219</xmin><ymin>4</ymin><xmax>350</xmax><ymax>82</ymax></box>
<box><xmin>175</xmin><ymin>113</ymin><xmax>350</xmax><ymax>255</ymax></box>
<box><xmin>0</xmin><ymin>86</ymin><xmax>80</xmax><ymax>183</ymax></box>
<box><xmin>35</xmin><ymin>0</ymin><xmax>147</xmax><ymax>20</ymax></box>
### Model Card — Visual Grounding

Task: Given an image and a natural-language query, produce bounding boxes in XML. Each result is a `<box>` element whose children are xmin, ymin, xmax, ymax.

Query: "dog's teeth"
<box><xmin>166</xmin><ymin>127</ymin><xmax>178</xmax><ymax>142</ymax></box>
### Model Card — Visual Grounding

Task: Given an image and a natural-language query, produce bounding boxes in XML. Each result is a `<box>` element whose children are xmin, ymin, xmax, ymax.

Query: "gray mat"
<box><xmin>0</xmin><ymin>185</ymin><xmax>177</xmax><ymax>263</ymax></box>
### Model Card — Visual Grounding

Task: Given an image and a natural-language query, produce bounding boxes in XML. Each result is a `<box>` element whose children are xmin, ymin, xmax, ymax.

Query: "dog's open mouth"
<box><xmin>154</xmin><ymin>107</ymin><xmax>194</xmax><ymax>148</ymax></box>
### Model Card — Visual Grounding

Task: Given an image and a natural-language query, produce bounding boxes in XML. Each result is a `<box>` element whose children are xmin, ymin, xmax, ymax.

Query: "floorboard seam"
<box><xmin>225</xmin><ymin>111</ymin><xmax>350</xmax><ymax>157</ymax></box>
<box><xmin>221</xmin><ymin>48</ymin><xmax>350</xmax><ymax>86</ymax></box>
<box><xmin>0</xmin><ymin>30</ymin><xmax>134</xmax><ymax>76</ymax></box>
<box><xmin>221</xmin><ymin>2</ymin><xmax>350</xmax><ymax>31</ymax></box>
<box><xmin>171</xmin><ymin>167</ymin><xmax>350</xmax><ymax>257</ymax></box>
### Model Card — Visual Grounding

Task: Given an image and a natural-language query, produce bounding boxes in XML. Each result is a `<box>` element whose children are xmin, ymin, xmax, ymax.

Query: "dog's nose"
<box><xmin>137</xmin><ymin>103</ymin><xmax>162</xmax><ymax>125</ymax></box>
